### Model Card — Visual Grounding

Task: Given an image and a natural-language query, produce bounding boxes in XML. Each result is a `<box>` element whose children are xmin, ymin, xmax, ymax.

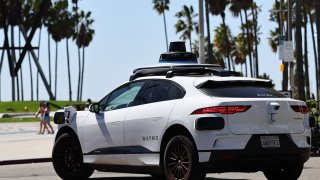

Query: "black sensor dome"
<box><xmin>169</xmin><ymin>41</ymin><xmax>186</xmax><ymax>52</ymax></box>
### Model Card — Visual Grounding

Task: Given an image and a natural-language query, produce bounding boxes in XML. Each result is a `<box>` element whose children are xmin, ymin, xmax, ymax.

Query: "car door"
<box><xmin>83</xmin><ymin>81</ymin><xmax>145</xmax><ymax>165</ymax></box>
<box><xmin>124</xmin><ymin>80</ymin><xmax>185</xmax><ymax>165</ymax></box>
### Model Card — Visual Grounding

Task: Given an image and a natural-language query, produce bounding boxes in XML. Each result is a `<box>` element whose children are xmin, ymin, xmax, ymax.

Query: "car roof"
<box><xmin>130</xmin><ymin>64</ymin><xmax>241</xmax><ymax>81</ymax></box>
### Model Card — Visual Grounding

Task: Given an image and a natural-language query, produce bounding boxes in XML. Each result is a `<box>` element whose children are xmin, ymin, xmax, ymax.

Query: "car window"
<box><xmin>138</xmin><ymin>80</ymin><xmax>183</xmax><ymax>105</ymax></box>
<box><xmin>167</xmin><ymin>84</ymin><xmax>184</xmax><ymax>100</ymax></box>
<box><xmin>103</xmin><ymin>81</ymin><xmax>145</xmax><ymax>111</ymax></box>
<box><xmin>198</xmin><ymin>81</ymin><xmax>286</xmax><ymax>98</ymax></box>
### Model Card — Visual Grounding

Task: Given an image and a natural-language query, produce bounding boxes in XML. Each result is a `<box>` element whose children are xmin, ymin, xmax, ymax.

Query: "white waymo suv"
<box><xmin>53</xmin><ymin>64</ymin><xmax>312</xmax><ymax>180</ymax></box>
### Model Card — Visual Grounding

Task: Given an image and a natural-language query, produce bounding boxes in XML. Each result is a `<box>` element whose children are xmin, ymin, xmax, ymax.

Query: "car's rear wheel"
<box><xmin>263</xmin><ymin>163</ymin><xmax>304</xmax><ymax>180</ymax></box>
<box><xmin>163</xmin><ymin>135</ymin><xmax>206</xmax><ymax>180</ymax></box>
<box><xmin>52</xmin><ymin>133</ymin><xmax>94</xmax><ymax>180</ymax></box>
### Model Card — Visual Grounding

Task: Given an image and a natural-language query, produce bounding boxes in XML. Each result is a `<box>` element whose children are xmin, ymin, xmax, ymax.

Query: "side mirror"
<box><xmin>54</xmin><ymin>112</ymin><xmax>66</xmax><ymax>124</ymax></box>
<box><xmin>89</xmin><ymin>103</ymin><xmax>100</xmax><ymax>113</ymax></box>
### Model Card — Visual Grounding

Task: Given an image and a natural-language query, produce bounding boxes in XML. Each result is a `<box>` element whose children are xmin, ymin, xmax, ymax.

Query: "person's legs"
<box><xmin>43</xmin><ymin>120</ymin><xmax>49</xmax><ymax>133</ymax></box>
<box><xmin>46</xmin><ymin>122</ymin><xmax>54</xmax><ymax>134</ymax></box>
<box><xmin>38</xmin><ymin>121</ymin><xmax>43</xmax><ymax>134</ymax></box>
<box><xmin>44</xmin><ymin>116</ymin><xmax>54</xmax><ymax>134</ymax></box>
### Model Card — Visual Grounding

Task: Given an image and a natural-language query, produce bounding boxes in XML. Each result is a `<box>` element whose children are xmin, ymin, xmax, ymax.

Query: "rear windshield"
<box><xmin>199</xmin><ymin>81</ymin><xmax>286</xmax><ymax>98</ymax></box>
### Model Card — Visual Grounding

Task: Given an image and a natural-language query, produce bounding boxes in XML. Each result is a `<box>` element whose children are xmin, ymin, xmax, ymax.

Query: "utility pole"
<box><xmin>198</xmin><ymin>0</ymin><xmax>205</xmax><ymax>64</ymax></box>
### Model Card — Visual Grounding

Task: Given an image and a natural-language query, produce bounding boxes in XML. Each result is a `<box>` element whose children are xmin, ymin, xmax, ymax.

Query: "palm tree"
<box><xmin>251</xmin><ymin>2</ymin><xmax>260</xmax><ymax>77</ymax></box>
<box><xmin>208</xmin><ymin>0</ymin><xmax>231</xmax><ymax>69</ymax></box>
<box><xmin>21</xmin><ymin>0</ymin><xmax>38</xmax><ymax>101</ymax></box>
<box><xmin>43</xmin><ymin>1</ymin><xmax>54</xmax><ymax>91</ymax></box>
<box><xmin>268</xmin><ymin>28</ymin><xmax>280</xmax><ymax>53</ymax></box>
<box><xmin>302</xmin><ymin>5</ymin><xmax>310</xmax><ymax>99</ymax></box>
<box><xmin>47</xmin><ymin>0</ymin><xmax>69</xmax><ymax>98</ymax></box>
<box><xmin>229</xmin><ymin>0</ymin><xmax>248</xmax><ymax>75</ymax></box>
<box><xmin>204</xmin><ymin>0</ymin><xmax>214</xmax><ymax>64</ymax></box>
<box><xmin>5</xmin><ymin>0</ymin><xmax>23</xmax><ymax>101</ymax></box>
<box><xmin>73</xmin><ymin>10</ymin><xmax>94</xmax><ymax>101</ymax></box>
<box><xmin>317</xmin><ymin>0</ymin><xmax>320</xmax><ymax>103</ymax></box>
<box><xmin>0</xmin><ymin>50</ymin><xmax>4</xmax><ymax>101</ymax></box>
<box><xmin>296</xmin><ymin>0</ymin><xmax>305</xmax><ymax>101</ymax></box>
<box><xmin>242</xmin><ymin>0</ymin><xmax>254</xmax><ymax>77</ymax></box>
<box><xmin>213</xmin><ymin>24</ymin><xmax>234</xmax><ymax>69</ymax></box>
<box><xmin>307</xmin><ymin>11</ymin><xmax>319</xmax><ymax>102</ymax></box>
<box><xmin>233</xmin><ymin>33</ymin><xmax>248</xmax><ymax>74</ymax></box>
<box><xmin>152</xmin><ymin>0</ymin><xmax>169</xmax><ymax>51</ymax></box>
<box><xmin>175</xmin><ymin>5</ymin><xmax>198</xmax><ymax>52</ymax></box>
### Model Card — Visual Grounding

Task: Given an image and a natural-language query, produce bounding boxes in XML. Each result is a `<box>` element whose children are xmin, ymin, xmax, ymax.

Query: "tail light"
<box><xmin>191</xmin><ymin>105</ymin><xmax>251</xmax><ymax>115</ymax></box>
<box><xmin>290</xmin><ymin>105</ymin><xmax>308</xmax><ymax>114</ymax></box>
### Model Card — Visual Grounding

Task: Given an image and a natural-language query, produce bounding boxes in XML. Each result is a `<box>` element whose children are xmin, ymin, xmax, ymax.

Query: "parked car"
<box><xmin>52</xmin><ymin>64</ymin><xmax>312</xmax><ymax>180</ymax></box>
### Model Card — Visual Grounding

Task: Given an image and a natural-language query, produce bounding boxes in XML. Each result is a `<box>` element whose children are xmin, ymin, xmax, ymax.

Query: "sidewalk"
<box><xmin>0</xmin><ymin>122</ymin><xmax>56</xmax><ymax>165</ymax></box>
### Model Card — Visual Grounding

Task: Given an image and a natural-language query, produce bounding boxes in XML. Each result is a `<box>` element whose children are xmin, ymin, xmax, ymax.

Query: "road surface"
<box><xmin>0</xmin><ymin>157</ymin><xmax>319</xmax><ymax>180</ymax></box>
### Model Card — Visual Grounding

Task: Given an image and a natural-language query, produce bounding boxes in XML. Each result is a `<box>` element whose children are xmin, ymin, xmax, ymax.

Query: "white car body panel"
<box><xmin>54</xmin><ymin>70</ymin><xmax>311</xmax><ymax>172</ymax></box>
<box><xmin>83</xmin><ymin>108</ymin><xmax>128</xmax><ymax>164</ymax></box>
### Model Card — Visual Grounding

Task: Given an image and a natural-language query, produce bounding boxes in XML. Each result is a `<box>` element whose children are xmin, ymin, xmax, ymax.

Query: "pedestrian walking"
<box><xmin>43</xmin><ymin>101</ymin><xmax>54</xmax><ymax>134</ymax></box>
<box><xmin>35</xmin><ymin>101</ymin><xmax>48</xmax><ymax>134</ymax></box>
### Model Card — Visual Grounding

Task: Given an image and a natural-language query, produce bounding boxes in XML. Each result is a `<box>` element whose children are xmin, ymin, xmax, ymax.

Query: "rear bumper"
<box><xmin>200</xmin><ymin>134</ymin><xmax>310</xmax><ymax>173</ymax></box>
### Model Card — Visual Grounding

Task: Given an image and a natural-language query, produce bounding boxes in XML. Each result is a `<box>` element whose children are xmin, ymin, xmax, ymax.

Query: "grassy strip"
<box><xmin>0</xmin><ymin>117</ymin><xmax>41</xmax><ymax>123</ymax></box>
<box><xmin>0</xmin><ymin>101</ymin><xmax>85</xmax><ymax>113</ymax></box>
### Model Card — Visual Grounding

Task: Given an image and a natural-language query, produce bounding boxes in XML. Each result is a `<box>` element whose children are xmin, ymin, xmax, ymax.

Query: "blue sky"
<box><xmin>0</xmin><ymin>0</ymin><xmax>317</xmax><ymax>102</ymax></box>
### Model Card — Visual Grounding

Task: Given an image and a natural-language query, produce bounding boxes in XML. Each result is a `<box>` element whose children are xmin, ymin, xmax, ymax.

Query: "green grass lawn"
<box><xmin>0</xmin><ymin>101</ymin><xmax>88</xmax><ymax>123</ymax></box>
<box><xmin>0</xmin><ymin>101</ymin><xmax>86</xmax><ymax>113</ymax></box>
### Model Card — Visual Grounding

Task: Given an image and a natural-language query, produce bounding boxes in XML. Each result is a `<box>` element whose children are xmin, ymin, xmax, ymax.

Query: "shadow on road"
<box><xmin>90</xmin><ymin>177</ymin><xmax>249</xmax><ymax>180</ymax></box>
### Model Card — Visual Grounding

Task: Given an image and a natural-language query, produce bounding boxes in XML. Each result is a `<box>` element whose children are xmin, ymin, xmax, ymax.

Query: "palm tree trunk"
<box><xmin>205</xmin><ymin>0</ymin><xmax>214</xmax><ymax>64</ymax></box>
<box><xmin>221</xmin><ymin>14</ymin><xmax>231</xmax><ymax>70</ymax></box>
<box><xmin>309</xmin><ymin>12</ymin><xmax>319</xmax><ymax>102</ymax></box>
<box><xmin>163</xmin><ymin>11</ymin><xmax>169</xmax><ymax>52</ymax></box>
<box><xmin>0</xmin><ymin>48</ymin><xmax>5</xmax><ymax>101</ymax></box>
<box><xmin>80</xmin><ymin>47</ymin><xmax>85</xmax><ymax>101</ymax></box>
<box><xmin>11</xmin><ymin>26</ymin><xmax>18</xmax><ymax>101</ymax></box>
<box><xmin>252</xmin><ymin>5</ymin><xmax>259</xmax><ymax>77</ymax></box>
<box><xmin>303</xmin><ymin>9</ymin><xmax>310</xmax><ymax>99</ymax></box>
<box><xmin>54</xmin><ymin>42</ymin><xmax>58</xmax><ymax>98</ymax></box>
<box><xmin>77</xmin><ymin>46</ymin><xmax>81</xmax><ymax>101</ymax></box>
<box><xmin>19</xmin><ymin>69</ymin><xmax>24</xmax><ymax>101</ymax></box>
<box><xmin>66</xmin><ymin>40</ymin><xmax>72</xmax><ymax>101</ymax></box>
<box><xmin>37</xmin><ymin>27</ymin><xmax>42</xmax><ymax>100</ymax></box>
<box><xmin>316</xmin><ymin>0</ymin><xmax>320</xmax><ymax>104</ymax></box>
<box><xmin>19</xmin><ymin>28</ymin><xmax>24</xmax><ymax>101</ymax></box>
<box><xmin>28</xmin><ymin>52</ymin><xmax>34</xmax><ymax>101</ymax></box>
<box><xmin>48</xmin><ymin>33</ymin><xmax>52</xmax><ymax>89</ymax></box>
<box><xmin>296</xmin><ymin>0</ymin><xmax>305</xmax><ymax>101</ymax></box>
<box><xmin>244</xmin><ymin>9</ymin><xmax>253</xmax><ymax>77</ymax></box>
<box><xmin>189</xmin><ymin>36</ymin><xmax>192</xmax><ymax>53</ymax></box>
<box><xmin>240</xmin><ymin>11</ymin><xmax>248</xmax><ymax>77</ymax></box>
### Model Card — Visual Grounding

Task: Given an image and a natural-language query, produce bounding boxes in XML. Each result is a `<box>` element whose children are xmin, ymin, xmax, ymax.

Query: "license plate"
<box><xmin>260</xmin><ymin>136</ymin><xmax>280</xmax><ymax>148</ymax></box>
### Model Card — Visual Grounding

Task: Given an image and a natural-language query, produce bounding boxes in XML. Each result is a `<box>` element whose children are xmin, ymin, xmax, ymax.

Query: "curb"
<box><xmin>0</xmin><ymin>158</ymin><xmax>52</xmax><ymax>166</ymax></box>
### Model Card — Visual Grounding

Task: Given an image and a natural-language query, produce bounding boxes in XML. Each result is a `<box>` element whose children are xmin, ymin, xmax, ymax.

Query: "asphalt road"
<box><xmin>0</xmin><ymin>157</ymin><xmax>320</xmax><ymax>180</ymax></box>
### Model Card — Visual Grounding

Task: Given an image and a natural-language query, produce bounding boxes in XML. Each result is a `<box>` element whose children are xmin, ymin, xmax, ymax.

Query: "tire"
<box><xmin>52</xmin><ymin>133</ymin><xmax>94</xmax><ymax>180</ymax></box>
<box><xmin>263</xmin><ymin>163</ymin><xmax>304</xmax><ymax>180</ymax></box>
<box><xmin>163</xmin><ymin>135</ymin><xmax>206</xmax><ymax>180</ymax></box>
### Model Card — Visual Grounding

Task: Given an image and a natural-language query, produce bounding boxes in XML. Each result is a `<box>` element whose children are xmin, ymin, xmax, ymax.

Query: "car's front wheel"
<box><xmin>52</xmin><ymin>133</ymin><xmax>94</xmax><ymax>180</ymax></box>
<box><xmin>263</xmin><ymin>163</ymin><xmax>304</xmax><ymax>180</ymax></box>
<box><xmin>163</xmin><ymin>135</ymin><xmax>206</xmax><ymax>180</ymax></box>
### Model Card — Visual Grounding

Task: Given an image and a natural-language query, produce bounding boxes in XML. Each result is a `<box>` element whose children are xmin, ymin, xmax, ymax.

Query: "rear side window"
<box><xmin>199</xmin><ymin>81</ymin><xmax>286</xmax><ymax>98</ymax></box>
<box><xmin>138</xmin><ymin>80</ymin><xmax>184</xmax><ymax>105</ymax></box>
